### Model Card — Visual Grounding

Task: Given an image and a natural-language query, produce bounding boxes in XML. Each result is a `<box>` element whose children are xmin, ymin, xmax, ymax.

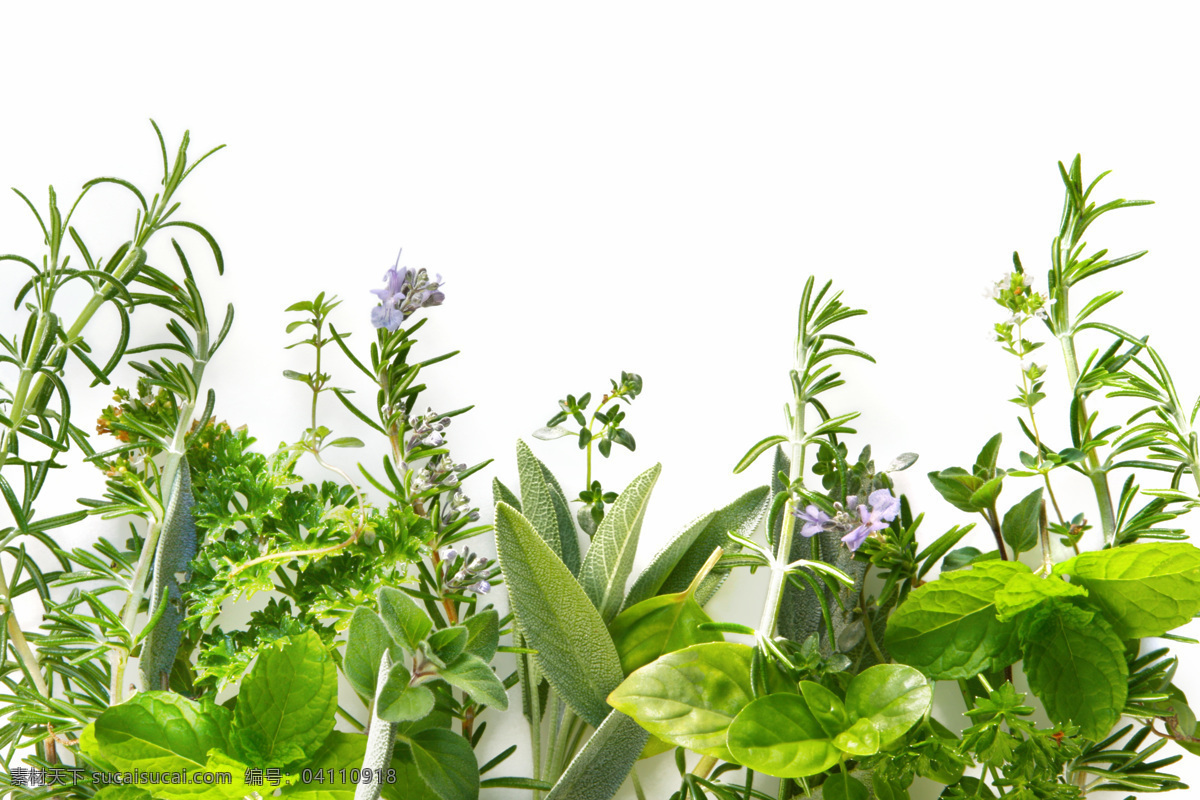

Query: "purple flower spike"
<box><xmin>794</xmin><ymin>504</ymin><xmax>832</xmax><ymax>537</ymax></box>
<box><xmin>842</xmin><ymin>489</ymin><xmax>900</xmax><ymax>552</ymax></box>
<box><xmin>371</xmin><ymin>252</ymin><xmax>445</xmax><ymax>330</ymax></box>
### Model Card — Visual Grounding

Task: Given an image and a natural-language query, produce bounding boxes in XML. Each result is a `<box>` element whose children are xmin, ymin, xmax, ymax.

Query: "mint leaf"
<box><xmin>1021</xmin><ymin>600</ymin><xmax>1127</xmax><ymax>739</ymax></box>
<box><xmin>885</xmin><ymin>561</ymin><xmax>1028</xmax><ymax>679</ymax></box>
<box><xmin>232</xmin><ymin>629</ymin><xmax>338</xmax><ymax>769</ymax></box>
<box><xmin>994</xmin><ymin>572</ymin><xmax>1087</xmax><ymax>621</ymax></box>
<box><xmin>1054</xmin><ymin>542</ymin><xmax>1200</xmax><ymax>638</ymax></box>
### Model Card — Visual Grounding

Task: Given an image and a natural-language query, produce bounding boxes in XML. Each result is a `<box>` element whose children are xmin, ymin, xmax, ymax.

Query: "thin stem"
<box><xmin>757</xmin><ymin>346</ymin><xmax>808</xmax><ymax>637</ymax></box>
<box><xmin>1060</xmin><ymin>323</ymin><xmax>1116</xmax><ymax>546</ymax></box>
<box><xmin>692</xmin><ymin>754</ymin><xmax>718</xmax><ymax>780</ymax></box>
<box><xmin>631</xmin><ymin>768</ymin><xmax>647</xmax><ymax>800</ymax></box>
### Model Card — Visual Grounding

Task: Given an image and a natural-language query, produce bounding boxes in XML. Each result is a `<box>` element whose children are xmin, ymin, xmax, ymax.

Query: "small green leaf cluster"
<box><xmin>535</xmin><ymin>371</ymin><xmax>642</xmax><ymax>534</ymax></box>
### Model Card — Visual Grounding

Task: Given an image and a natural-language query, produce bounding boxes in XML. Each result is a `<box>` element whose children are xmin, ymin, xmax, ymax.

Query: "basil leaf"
<box><xmin>844</xmin><ymin>664</ymin><xmax>932</xmax><ymax>747</ymax></box>
<box><xmin>608</xmin><ymin>642</ymin><xmax>754</xmax><ymax>760</ymax></box>
<box><xmin>727</xmin><ymin>692</ymin><xmax>840</xmax><ymax>778</ymax></box>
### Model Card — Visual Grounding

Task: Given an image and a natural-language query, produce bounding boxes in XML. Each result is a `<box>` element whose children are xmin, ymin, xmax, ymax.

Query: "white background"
<box><xmin>3</xmin><ymin>4</ymin><xmax>1200</xmax><ymax>798</ymax></box>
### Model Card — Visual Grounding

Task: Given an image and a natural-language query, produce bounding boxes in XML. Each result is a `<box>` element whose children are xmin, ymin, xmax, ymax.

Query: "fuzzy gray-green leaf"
<box><xmin>578</xmin><ymin>464</ymin><xmax>662</xmax><ymax>622</ymax></box>
<box><xmin>494</xmin><ymin>503</ymin><xmax>624</xmax><ymax>728</ymax></box>
<box><xmin>644</xmin><ymin>485</ymin><xmax>770</xmax><ymax>607</ymax></box>
<box><xmin>140</xmin><ymin>460</ymin><xmax>197</xmax><ymax>691</ymax></box>
<box><xmin>545</xmin><ymin>711</ymin><xmax>649</xmax><ymax>800</ymax></box>
<box><xmin>516</xmin><ymin>440</ymin><xmax>564</xmax><ymax>561</ymax></box>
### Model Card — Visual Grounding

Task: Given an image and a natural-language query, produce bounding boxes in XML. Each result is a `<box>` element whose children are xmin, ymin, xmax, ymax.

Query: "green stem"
<box><xmin>630</xmin><ymin>768</ymin><xmax>647</xmax><ymax>800</ymax></box>
<box><xmin>0</xmin><ymin>561</ymin><xmax>50</xmax><ymax>698</ymax></box>
<box><xmin>1060</xmin><ymin>332</ymin><xmax>1116</xmax><ymax>546</ymax></box>
<box><xmin>524</xmin><ymin>647</ymin><xmax>542</xmax><ymax>800</ymax></box>
<box><xmin>692</xmin><ymin>754</ymin><xmax>718</xmax><ymax>780</ymax></box>
<box><xmin>758</xmin><ymin>356</ymin><xmax>807</xmax><ymax>637</ymax></box>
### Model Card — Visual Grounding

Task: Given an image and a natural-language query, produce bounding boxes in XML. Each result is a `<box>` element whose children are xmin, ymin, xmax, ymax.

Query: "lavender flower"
<box><xmin>371</xmin><ymin>252</ymin><xmax>445</xmax><ymax>331</ymax></box>
<box><xmin>468</xmin><ymin>580</ymin><xmax>491</xmax><ymax>595</ymax></box>
<box><xmin>841</xmin><ymin>489</ymin><xmax>900</xmax><ymax>551</ymax></box>
<box><xmin>794</xmin><ymin>504</ymin><xmax>832</xmax><ymax>537</ymax></box>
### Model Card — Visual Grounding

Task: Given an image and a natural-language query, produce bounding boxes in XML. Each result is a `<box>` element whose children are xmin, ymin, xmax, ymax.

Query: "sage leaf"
<box><xmin>140</xmin><ymin>459</ymin><xmax>197</xmax><ymax>691</ymax></box>
<box><xmin>1021</xmin><ymin>600</ymin><xmax>1127</xmax><ymax>739</ymax></box>
<box><xmin>607</xmin><ymin>641</ymin><xmax>754</xmax><ymax>761</ymax></box>
<box><xmin>885</xmin><ymin>560</ymin><xmax>1028</xmax><ymax>680</ymax></box>
<box><xmin>492</xmin><ymin>477</ymin><xmax>521</xmax><ymax>514</ymax></box>
<box><xmin>232</xmin><ymin>628</ymin><xmax>338</xmax><ymax>769</ymax></box>
<box><xmin>438</xmin><ymin>652</ymin><xmax>509</xmax><ymax>710</ymax></box>
<box><xmin>579</xmin><ymin>464</ymin><xmax>662</xmax><ymax>622</ymax></box>
<box><xmin>402</xmin><ymin>728</ymin><xmax>479</xmax><ymax>800</ymax></box>
<box><xmin>545</xmin><ymin>711</ymin><xmax>649</xmax><ymax>800</ymax></box>
<box><xmin>463</xmin><ymin>608</ymin><xmax>499</xmax><ymax>662</ymax></box>
<box><xmin>994</xmin><ymin>572</ymin><xmax>1087</xmax><ymax>622</ymax></box>
<box><xmin>376</xmin><ymin>661</ymin><xmax>435</xmax><ymax>723</ymax></box>
<box><xmin>1053</xmin><ymin>542</ymin><xmax>1200</xmax><ymax>638</ymax></box>
<box><xmin>626</xmin><ymin>485</ymin><xmax>770</xmax><ymax>609</ymax></box>
<box><xmin>378</xmin><ymin>586</ymin><xmax>432</xmax><ymax>654</ymax></box>
<box><xmin>726</xmin><ymin>692</ymin><xmax>840</xmax><ymax>778</ymax></box>
<box><xmin>843</xmin><ymin>664</ymin><xmax>932</xmax><ymax>747</ymax></box>
<box><xmin>495</xmin><ymin>502</ymin><xmax>623</xmax><ymax>728</ymax></box>
<box><xmin>516</xmin><ymin>440</ymin><xmax>566</xmax><ymax>566</ymax></box>
<box><xmin>345</xmin><ymin>607</ymin><xmax>395</xmax><ymax>698</ymax></box>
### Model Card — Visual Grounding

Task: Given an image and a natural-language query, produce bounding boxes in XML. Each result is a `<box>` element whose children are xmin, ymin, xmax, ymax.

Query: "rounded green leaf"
<box><xmin>345</xmin><ymin>608</ymin><xmax>394</xmax><ymax>699</ymax></box>
<box><xmin>608</xmin><ymin>642</ymin><xmax>754</xmax><ymax>760</ymax></box>
<box><xmin>832</xmin><ymin>718</ymin><xmax>879</xmax><ymax>757</ymax></box>
<box><xmin>727</xmin><ymin>692</ymin><xmax>840</xmax><ymax>778</ymax></box>
<box><xmin>844</xmin><ymin>664</ymin><xmax>932</xmax><ymax>747</ymax></box>
<box><xmin>377</xmin><ymin>662</ymin><xmax>435</xmax><ymax>723</ymax></box>
<box><xmin>609</xmin><ymin>591</ymin><xmax>723</xmax><ymax>675</ymax></box>
<box><xmin>1054</xmin><ymin>542</ymin><xmax>1200</xmax><ymax>638</ymax></box>
<box><xmin>798</xmin><ymin>681</ymin><xmax>848</xmax><ymax>737</ymax></box>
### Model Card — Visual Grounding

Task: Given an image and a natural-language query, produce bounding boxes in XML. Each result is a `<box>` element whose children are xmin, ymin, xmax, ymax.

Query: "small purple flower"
<box><xmin>468</xmin><ymin>580</ymin><xmax>491</xmax><ymax>595</ymax></box>
<box><xmin>371</xmin><ymin>252</ymin><xmax>445</xmax><ymax>331</ymax></box>
<box><xmin>842</xmin><ymin>489</ymin><xmax>900</xmax><ymax>551</ymax></box>
<box><xmin>794</xmin><ymin>504</ymin><xmax>832</xmax><ymax>537</ymax></box>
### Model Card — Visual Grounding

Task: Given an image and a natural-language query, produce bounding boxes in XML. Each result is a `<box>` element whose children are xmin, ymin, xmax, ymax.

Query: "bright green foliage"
<box><xmin>1021</xmin><ymin>601</ymin><xmax>1128</xmax><ymax>739</ymax></box>
<box><xmin>608</xmin><ymin>642</ymin><xmax>756</xmax><ymax>761</ymax></box>
<box><xmin>1054</xmin><ymin>542</ymin><xmax>1200</xmax><ymax>638</ymax></box>
<box><xmin>726</xmin><ymin>665</ymin><xmax>931</xmax><ymax>779</ymax></box>
<box><xmin>608</xmin><ymin>583</ymin><xmax>723</xmax><ymax>675</ymax></box>
<box><xmin>885</xmin><ymin>561</ymin><xmax>1027</xmax><ymax>679</ymax></box>
<box><xmin>230</xmin><ymin>629</ymin><xmax>338</xmax><ymax>770</ymax></box>
<box><xmin>993</xmin><ymin>572</ymin><xmax>1087</xmax><ymax>622</ymax></box>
